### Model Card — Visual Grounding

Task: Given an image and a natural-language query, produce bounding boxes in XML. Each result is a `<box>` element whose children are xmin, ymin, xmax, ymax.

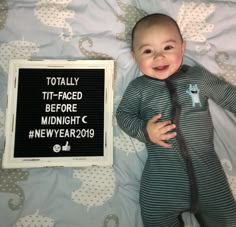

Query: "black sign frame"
<box><xmin>3</xmin><ymin>59</ymin><xmax>114</xmax><ymax>168</ymax></box>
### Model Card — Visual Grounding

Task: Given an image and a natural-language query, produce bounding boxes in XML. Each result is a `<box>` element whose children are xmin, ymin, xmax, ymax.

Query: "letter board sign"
<box><xmin>3</xmin><ymin>59</ymin><xmax>114</xmax><ymax>168</ymax></box>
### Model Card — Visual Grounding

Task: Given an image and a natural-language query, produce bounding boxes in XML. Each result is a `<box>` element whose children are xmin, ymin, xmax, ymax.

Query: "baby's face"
<box><xmin>132</xmin><ymin>23</ymin><xmax>186</xmax><ymax>80</ymax></box>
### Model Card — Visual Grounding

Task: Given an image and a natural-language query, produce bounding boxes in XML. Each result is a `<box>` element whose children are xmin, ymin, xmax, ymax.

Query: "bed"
<box><xmin>0</xmin><ymin>0</ymin><xmax>236</xmax><ymax>226</ymax></box>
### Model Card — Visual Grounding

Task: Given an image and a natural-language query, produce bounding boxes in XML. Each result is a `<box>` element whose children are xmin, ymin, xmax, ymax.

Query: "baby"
<box><xmin>116</xmin><ymin>13</ymin><xmax>236</xmax><ymax>227</ymax></box>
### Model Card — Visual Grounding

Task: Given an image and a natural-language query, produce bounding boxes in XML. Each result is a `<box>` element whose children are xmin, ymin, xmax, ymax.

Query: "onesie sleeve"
<box><xmin>116</xmin><ymin>80</ymin><xmax>149</xmax><ymax>143</ymax></box>
<box><xmin>202</xmin><ymin>67</ymin><xmax>236</xmax><ymax>114</ymax></box>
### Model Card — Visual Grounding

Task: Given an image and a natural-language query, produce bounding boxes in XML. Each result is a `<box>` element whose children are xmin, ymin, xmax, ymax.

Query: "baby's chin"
<box><xmin>148</xmin><ymin>74</ymin><xmax>172</xmax><ymax>80</ymax></box>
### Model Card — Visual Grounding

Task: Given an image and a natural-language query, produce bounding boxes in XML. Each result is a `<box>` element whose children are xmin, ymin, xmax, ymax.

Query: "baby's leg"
<box><xmin>196</xmin><ymin>169</ymin><xmax>236</xmax><ymax>227</ymax></box>
<box><xmin>141</xmin><ymin>208</ymin><xmax>185</xmax><ymax>227</ymax></box>
<box><xmin>140</xmin><ymin>159</ymin><xmax>191</xmax><ymax>226</ymax></box>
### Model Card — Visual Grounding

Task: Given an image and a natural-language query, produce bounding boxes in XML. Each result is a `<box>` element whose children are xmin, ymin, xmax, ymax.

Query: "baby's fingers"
<box><xmin>159</xmin><ymin>122</ymin><xmax>176</xmax><ymax>134</ymax></box>
<box><xmin>160</xmin><ymin>131</ymin><xmax>177</xmax><ymax>141</ymax></box>
<box><xmin>156</xmin><ymin>131</ymin><xmax>177</xmax><ymax>148</ymax></box>
<box><xmin>158</xmin><ymin>140</ymin><xmax>173</xmax><ymax>148</ymax></box>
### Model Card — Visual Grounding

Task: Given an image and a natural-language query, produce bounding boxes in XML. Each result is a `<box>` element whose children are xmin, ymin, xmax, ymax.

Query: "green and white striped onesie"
<box><xmin>116</xmin><ymin>65</ymin><xmax>236</xmax><ymax>227</ymax></box>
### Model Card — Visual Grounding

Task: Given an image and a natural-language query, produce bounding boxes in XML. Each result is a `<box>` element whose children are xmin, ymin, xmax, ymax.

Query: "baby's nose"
<box><xmin>154</xmin><ymin>52</ymin><xmax>164</xmax><ymax>59</ymax></box>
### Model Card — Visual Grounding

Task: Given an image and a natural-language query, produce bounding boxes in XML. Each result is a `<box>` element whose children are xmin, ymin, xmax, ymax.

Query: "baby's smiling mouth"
<box><xmin>153</xmin><ymin>65</ymin><xmax>169</xmax><ymax>71</ymax></box>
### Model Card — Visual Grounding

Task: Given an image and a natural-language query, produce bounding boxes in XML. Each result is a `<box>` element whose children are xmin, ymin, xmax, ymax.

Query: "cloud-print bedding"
<box><xmin>0</xmin><ymin>0</ymin><xmax>236</xmax><ymax>226</ymax></box>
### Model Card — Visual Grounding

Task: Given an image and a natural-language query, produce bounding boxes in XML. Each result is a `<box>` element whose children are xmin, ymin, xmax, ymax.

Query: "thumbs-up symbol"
<box><xmin>62</xmin><ymin>141</ymin><xmax>71</xmax><ymax>151</ymax></box>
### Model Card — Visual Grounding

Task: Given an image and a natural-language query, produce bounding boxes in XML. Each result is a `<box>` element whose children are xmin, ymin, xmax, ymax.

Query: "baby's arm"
<box><xmin>202</xmin><ymin>68</ymin><xmax>236</xmax><ymax>113</ymax></box>
<box><xmin>116</xmin><ymin>81</ymin><xmax>176</xmax><ymax>147</ymax></box>
<box><xmin>116</xmin><ymin>91</ymin><xmax>149</xmax><ymax>143</ymax></box>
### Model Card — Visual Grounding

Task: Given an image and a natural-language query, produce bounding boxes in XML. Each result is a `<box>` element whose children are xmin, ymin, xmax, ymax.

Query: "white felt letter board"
<box><xmin>3</xmin><ymin>59</ymin><xmax>114</xmax><ymax>168</ymax></box>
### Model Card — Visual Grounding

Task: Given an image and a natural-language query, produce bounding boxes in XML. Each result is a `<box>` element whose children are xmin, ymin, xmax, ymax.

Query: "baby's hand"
<box><xmin>146</xmin><ymin>114</ymin><xmax>176</xmax><ymax>148</ymax></box>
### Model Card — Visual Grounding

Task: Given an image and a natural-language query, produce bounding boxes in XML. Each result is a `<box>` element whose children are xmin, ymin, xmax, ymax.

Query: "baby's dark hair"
<box><xmin>131</xmin><ymin>13</ymin><xmax>183</xmax><ymax>51</ymax></box>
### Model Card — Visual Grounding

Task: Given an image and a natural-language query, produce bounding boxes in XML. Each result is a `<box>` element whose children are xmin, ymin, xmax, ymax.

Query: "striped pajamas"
<box><xmin>116</xmin><ymin>65</ymin><xmax>236</xmax><ymax>227</ymax></box>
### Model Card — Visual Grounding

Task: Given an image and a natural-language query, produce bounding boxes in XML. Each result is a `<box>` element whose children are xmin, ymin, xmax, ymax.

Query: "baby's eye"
<box><xmin>164</xmin><ymin>45</ymin><xmax>173</xmax><ymax>50</ymax></box>
<box><xmin>143</xmin><ymin>49</ymin><xmax>152</xmax><ymax>54</ymax></box>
